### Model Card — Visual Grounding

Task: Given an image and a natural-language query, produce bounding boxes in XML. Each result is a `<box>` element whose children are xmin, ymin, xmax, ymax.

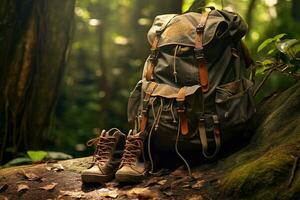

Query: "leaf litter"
<box><xmin>17</xmin><ymin>184</ymin><xmax>29</xmax><ymax>193</ymax></box>
<box><xmin>39</xmin><ymin>182</ymin><xmax>58</xmax><ymax>191</ymax></box>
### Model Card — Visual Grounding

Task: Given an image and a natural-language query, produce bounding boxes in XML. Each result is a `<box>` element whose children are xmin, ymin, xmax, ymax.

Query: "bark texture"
<box><xmin>0</xmin><ymin>0</ymin><xmax>75</xmax><ymax>164</ymax></box>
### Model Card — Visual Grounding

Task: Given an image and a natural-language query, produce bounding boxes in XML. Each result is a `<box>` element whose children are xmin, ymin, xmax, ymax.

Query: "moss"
<box><xmin>221</xmin><ymin>141</ymin><xmax>295</xmax><ymax>197</ymax></box>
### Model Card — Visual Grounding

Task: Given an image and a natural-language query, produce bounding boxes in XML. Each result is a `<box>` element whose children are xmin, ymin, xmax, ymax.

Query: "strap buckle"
<box><xmin>196</xmin><ymin>24</ymin><xmax>205</xmax><ymax>33</ymax></box>
<box><xmin>155</xmin><ymin>29</ymin><xmax>162</xmax><ymax>36</ymax></box>
<box><xmin>176</xmin><ymin>101</ymin><xmax>185</xmax><ymax>113</ymax></box>
<box><xmin>149</xmin><ymin>48</ymin><xmax>159</xmax><ymax>63</ymax></box>
<box><xmin>194</xmin><ymin>47</ymin><xmax>205</xmax><ymax>60</ymax></box>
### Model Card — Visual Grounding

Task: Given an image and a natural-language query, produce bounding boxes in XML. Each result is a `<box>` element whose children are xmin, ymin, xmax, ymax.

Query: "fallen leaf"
<box><xmin>170</xmin><ymin>165</ymin><xmax>186</xmax><ymax>177</ymax></box>
<box><xmin>98</xmin><ymin>188</ymin><xmax>119</xmax><ymax>198</ymax></box>
<box><xmin>46</xmin><ymin>167</ymin><xmax>52</xmax><ymax>171</ymax></box>
<box><xmin>22</xmin><ymin>170</ymin><xmax>41</xmax><ymax>181</ymax></box>
<box><xmin>191</xmin><ymin>171</ymin><xmax>204</xmax><ymax>179</ymax></box>
<box><xmin>0</xmin><ymin>184</ymin><xmax>8</xmax><ymax>193</ymax></box>
<box><xmin>17</xmin><ymin>184</ymin><xmax>29</xmax><ymax>193</ymax></box>
<box><xmin>59</xmin><ymin>190</ymin><xmax>85</xmax><ymax>199</ymax></box>
<box><xmin>163</xmin><ymin>191</ymin><xmax>173</xmax><ymax>196</ymax></box>
<box><xmin>187</xmin><ymin>195</ymin><xmax>203</xmax><ymax>200</ymax></box>
<box><xmin>52</xmin><ymin>164</ymin><xmax>64</xmax><ymax>172</ymax></box>
<box><xmin>127</xmin><ymin>187</ymin><xmax>158</xmax><ymax>199</ymax></box>
<box><xmin>40</xmin><ymin>182</ymin><xmax>58</xmax><ymax>191</ymax></box>
<box><xmin>157</xmin><ymin>179</ymin><xmax>167</xmax><ymax>185</ymax></box>
<box><xmin>159</xmin><ymin>179</ymin><xmax>174</xmax><ymax>191</ymax></box>
<box><xmin>145</xmin><ymin>177</ymin><xmax>162</xmax><ymax>187</ymax></box>
<box><xmin>191</xmin><ymin>180</ymin><xmax>206</xmax><ymax>189</ymax></box>
<box><xmin>105</xmin><ymin>182</ymin><xmax>119</xmax><ymax>188</ymax></box>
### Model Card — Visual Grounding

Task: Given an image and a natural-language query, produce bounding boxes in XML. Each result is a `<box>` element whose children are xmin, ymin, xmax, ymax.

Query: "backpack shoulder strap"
<box><xmin>194</xmin><ymin>12</ymin><xmax>210</xmax><ymax>93</ymax></box>
<box><xmin>145</xmin><ymin>15</ymin><xmax>178</xmax><ymax>81</ymax></box>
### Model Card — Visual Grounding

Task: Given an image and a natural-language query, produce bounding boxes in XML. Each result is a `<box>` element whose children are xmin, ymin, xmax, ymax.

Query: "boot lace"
<box><xmin>120</xmin><ymin>136</ymin><xmax>145</xmax><ymax>167</ymax></box>
<box><xmin>86</xmin><ymin>136</ymin><xmax>116</xmax><ymax>166</ymax></box>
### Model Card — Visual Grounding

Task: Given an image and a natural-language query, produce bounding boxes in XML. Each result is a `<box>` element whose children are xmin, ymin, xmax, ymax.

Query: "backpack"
<box><xmin>127</xmin><ymin>8</ymin><xmax>256</xmax><ymax>161</ymax></box>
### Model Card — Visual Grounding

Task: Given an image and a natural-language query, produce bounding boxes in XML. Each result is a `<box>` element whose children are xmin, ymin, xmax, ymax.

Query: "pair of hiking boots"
<box><xmin>81</xmin><ymin>128</ymin><xmax>147</xmax><ymax>183</ymax></box>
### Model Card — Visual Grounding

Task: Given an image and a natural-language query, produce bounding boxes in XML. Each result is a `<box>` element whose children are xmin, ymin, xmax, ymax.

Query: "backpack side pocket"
<box><xmin>215</xmin><ymin>78</ymin><xmax>255</xmax><ymax>129</ymax></box>
<box><xmin>127</xmin><ymin>80</ymin><xmax>143</xmax><ymax>125</ymax></box>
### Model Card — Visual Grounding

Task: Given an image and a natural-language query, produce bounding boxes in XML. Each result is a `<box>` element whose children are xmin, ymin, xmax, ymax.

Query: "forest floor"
<box><xmin>1</xmin><ymin>81</ymin><xmax>300</xmax><ymax>200</ymax></box>
<box><xmin>0</xmin><ymin>156</ymin><xmax>219</xmax><ymax>200</ymax></box>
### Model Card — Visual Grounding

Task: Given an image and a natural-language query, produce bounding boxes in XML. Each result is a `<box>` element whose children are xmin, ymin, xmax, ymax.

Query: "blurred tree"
<box><xmin>0</xmin><ymin>0</ymin><xmax>75</xmax><ymax>164</ymax></box>
<box><xmin>52</xmin><ymin>0</ymin><xmax>183</xmax><ymax>157</ymax></box>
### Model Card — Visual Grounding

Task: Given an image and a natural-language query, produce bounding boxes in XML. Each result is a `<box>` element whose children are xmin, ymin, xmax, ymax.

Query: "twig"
<box><xmin>288</xmin><ymin>156</ymin><xmax>300</xmax><ymax>187</ymax></box>
<box><xmin>254</xmin><ymin>68</ymin><xmax>275</xmax><ymax>96</ymax></box>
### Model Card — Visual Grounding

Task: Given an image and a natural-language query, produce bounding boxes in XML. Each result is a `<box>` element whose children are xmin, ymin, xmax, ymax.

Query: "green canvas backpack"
<box><xmin>127</xmin><ymin>8</ymin><xmax>256</xmax><ymax>164</ymax></box>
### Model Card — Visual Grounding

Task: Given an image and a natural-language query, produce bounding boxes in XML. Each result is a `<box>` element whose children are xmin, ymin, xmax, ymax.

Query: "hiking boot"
<box><xmin>115</xmin><ymin>130</ymin><xmax>148</xmax><ymax>183</ymax></box>
<box><xmin>81</xmin><ymin>128</ymin><xmax>125</xmax><ymax>183</ymax></box>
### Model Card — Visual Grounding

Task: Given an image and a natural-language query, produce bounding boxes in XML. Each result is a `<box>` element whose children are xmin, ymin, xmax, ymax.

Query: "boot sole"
<box><xmin>115</xmin><ymin>172</ymin><xmax>145</xmax><ymax>183</ymax></box>
<box><xmin>81</xmin><ymin>173</ymin><xmax>113</xmax><ymax>183</ymax></box>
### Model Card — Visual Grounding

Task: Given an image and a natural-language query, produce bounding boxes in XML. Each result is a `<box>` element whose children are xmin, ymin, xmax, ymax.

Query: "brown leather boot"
<box><xmin>115</xmin><ymin>130</ymin><xmax>148</xmax><ymax>183</ymax></box>
<box><xmin>81</xmin><ymin>128</ymin><xmax>125</xmax><ymax>183</ymax></box>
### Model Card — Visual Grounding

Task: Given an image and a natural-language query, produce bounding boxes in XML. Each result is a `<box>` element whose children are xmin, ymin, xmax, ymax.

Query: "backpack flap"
<box><xmin>147</xmin><ymin>10</ymin><xmax>247</xmax><ymax>48</ymax></box>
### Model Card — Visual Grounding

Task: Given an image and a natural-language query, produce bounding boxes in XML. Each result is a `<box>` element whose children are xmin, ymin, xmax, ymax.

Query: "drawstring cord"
<box><xmin>146</xmin><ymin>97</ymin><xmax>192</xmax><ymax>177</ymax></box>
<box><xmin>170</xmin><ymin>99</ymin><xmax>177</xmax><ymax>123</ymax></box>
<box><xmin>173</xmin><ymin>45</ymin><xmax>180</xmax><ymax>83</ymax></box>
<box><xmin>154</xmin><ymin>98</ymin><xmax>164</xmax><ymax>131</ymax></box>
<box><xmin>175</xmin><ymin>120</ymin><xmax>192</xmax><ymax>177</ymax></box>
<box><xmin>147</xmin><ymin>97</ymin><xmax>164</xmax><ymax>174</ymax></box>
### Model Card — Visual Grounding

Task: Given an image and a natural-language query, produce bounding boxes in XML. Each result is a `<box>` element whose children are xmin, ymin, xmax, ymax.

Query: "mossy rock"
<box><xmin>217</xmin><ymin>81</ymin><xmax>300</xmax><ymax>200</ymax></box>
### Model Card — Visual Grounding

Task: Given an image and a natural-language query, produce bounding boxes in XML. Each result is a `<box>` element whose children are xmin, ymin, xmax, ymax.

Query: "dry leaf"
<box><xmin>22</xmin><ymin>170</ymin><xmax>41</xmax><ymax>181</ymax></box>
<box><xmin>98</xmin><ymin>188</ymin><xmax>119</xmax><ymax>198</ymax></box>
<box><xmin>191</xmin><ymin>171</ymin><xmax>204</xmax><ymax>179</ymax></box>
<box><xmin>104</xmin><ymin>181</ymin><xmax>119</xmax><ymax>188</ymax></box>
<box><xmin>170</xmin><ymin>166</ymin><xmax>186</xmax><ymax>177</ymax></box>
<box><xmin>40</xmin><ymin>182</ymin><xmax>58</xmax><ymax>191</ymax></box>
<box><xmin>145</xmin><ymin>177</ymin><xmax>162</xmax><ymax>187</ymax></box>
<box><xmin>191</xmin><ymin>180</ymin><xmax>206</xmax><ymax>189</ymax></box>
<box><xmin>52</xmin><ymin>164</ymin><xmax>64</xmax><ymax>172</ymax></box>
<box><xmin>46</xmin><ymin>167</ymin><xmax>52</xmax><ymax>171</ymax></box>
<box><xmin>163</xmin><ymin>191</ymin><xmax>173</xmax><ymax>196</ymax></box>
<box><xmin>17</xmin><ymin>184</ymin><xmax>29</xmax><ymax>193</ymax></box>
<box><xmin>0</xmin><ymin>184</ymin><xmax>8</xmax><ymax>193</ymax></box>
<box><xmin>127</xmin><ymin>187</ymin><xmax>158</xmax><ymax>199</ymax></box>
<box><xmin>59</xmin><ymin>190</ymin><xmax>85</xmax><ymax>199</ymax></box>
<box><xmin>187</xmin><ymin>195</ymin><xmax>203</xmax><ymax>200</ymax></box>
<box><xmin>157</xmin><ymin>179</ymin><xmax>167</xmax><ymax>185</ymax></box>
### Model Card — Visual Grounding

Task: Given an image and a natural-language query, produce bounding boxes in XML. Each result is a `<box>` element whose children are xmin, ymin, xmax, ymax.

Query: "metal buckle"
<box><xmin>196</xmin><ymin>24</ymin><xmax>205</xmax><ymax>33</ymax></box>
<box><xmin>194</xmin><ymin>47</ymin><xmax>205</xmax><ymax>60</ymax></box>
<box><xmin>155</xmin><ymin>29</ymin><xmax>162</xmax><ymax>36</ymax></box>
<box><xmin>176</xmin><ymin>101</ymin><xmax>186</xmax><ymax>112</ymax></box>
<box><xmin>149</xmin><ymin>48</ymin><xmax>159</xmax><ymax>63</ymax></box>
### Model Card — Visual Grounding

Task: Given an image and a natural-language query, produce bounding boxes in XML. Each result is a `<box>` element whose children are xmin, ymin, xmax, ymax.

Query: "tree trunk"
<box><xmin>0</xmin><ymin>0</ymin><xmax>75</xmax><ymax>164</ymax></box>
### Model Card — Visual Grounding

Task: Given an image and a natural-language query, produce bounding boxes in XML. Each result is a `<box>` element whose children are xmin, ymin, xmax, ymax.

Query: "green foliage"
<box><xmin>256</xmin><ymin>34</ymin><xmax>300</xmax><ymax>78</ymax></box>
<box><xmin>254</xmin><ymin>34</ymin><xmax>299</xmax><ymax>101</ymax></box>
<box><xmin>1</xmin><ymin>151</ymin><xmax>73</xmax><ymax>168</ymax></box>
<box><xmin>2</xmin><ymin>157</ymin><xmax>32</xmax><ymax>168</ymax></box>
<box><xmin>257</xmin><ymin>33</ymin><xmax>286</xmax><ymax>53</ymax></box>
<box><xmin>27</xmin><ymin>151</ymin><xmax>48</xmax><ymax>162</ymax></box>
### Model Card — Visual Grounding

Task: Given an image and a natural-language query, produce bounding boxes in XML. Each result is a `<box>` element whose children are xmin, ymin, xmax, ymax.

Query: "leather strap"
<box><xmin>176</xmin><ymin>87</ymin><xmax>189</xmax><ymax>135</ymax></box>
<box><xmin>140</xmin><ymin>82</ymin><xmax>158</xmax><ymax>132</ymax></box>
<box><xmin>145</xmin><ymin>15</ymin><xmax>177</xmax><ymax>81</ymax></box>
<box><xmin>195</xmin><ymin>12</ymin><xmax>210</xmax><ymax>93</ymax></box>
<box><xmin>146</xmin><ymin>32</ymin><xmax>160</xmax><ymax>81</ymax></box>
<box><xmin>198</xmin><ymin>116</ymin><xmax>221</xmax><ymax>159</ymax></box>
